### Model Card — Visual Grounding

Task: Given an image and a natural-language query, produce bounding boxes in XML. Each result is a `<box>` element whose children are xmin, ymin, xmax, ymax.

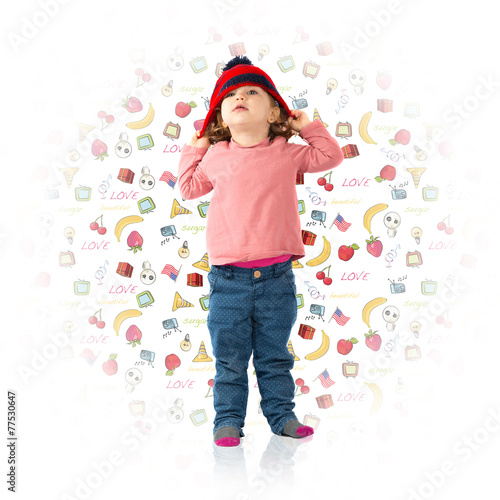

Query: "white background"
<box><xmin>2</xmin><ymin>1</ymin><xmax>500</xmax><ymax>499</ymax></box>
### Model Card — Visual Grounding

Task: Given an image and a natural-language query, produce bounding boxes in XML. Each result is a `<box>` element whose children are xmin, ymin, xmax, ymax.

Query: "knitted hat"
<box><xmin>198</xmin><ymin>55</ymin><xmax>292</xmax><ymax>138</ymax></box>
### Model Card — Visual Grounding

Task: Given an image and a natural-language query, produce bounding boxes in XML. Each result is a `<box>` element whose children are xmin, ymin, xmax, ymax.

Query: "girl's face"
<box><xmin>220</xmin><ymin>85</ymin><xmax>280</xmax><ymax>135</ymax></box>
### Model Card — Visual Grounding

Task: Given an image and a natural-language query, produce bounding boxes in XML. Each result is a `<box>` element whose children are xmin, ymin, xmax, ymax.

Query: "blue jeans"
<box><xmin>207</xmin><ymin>258</ymin><xmax>298</xmax><ymax>437</ymax></box>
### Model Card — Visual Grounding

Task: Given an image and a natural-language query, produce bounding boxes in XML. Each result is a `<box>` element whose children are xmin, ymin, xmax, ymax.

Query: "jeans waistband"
<box><xmin>210</xmin><ymin>258</ymin><xmax>293</xmax><ymax>280</ymax></box>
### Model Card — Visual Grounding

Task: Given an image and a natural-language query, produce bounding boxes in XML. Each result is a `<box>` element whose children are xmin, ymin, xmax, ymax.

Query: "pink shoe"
<box><xmin>296</xmin><ymin>425</ymin><xmax>314</xmax><ymax>437</ymax></box>
<box><xmin>214</xmin><ymin>436</ymin><xmax>240</xmax><ymax>447</ymax></box>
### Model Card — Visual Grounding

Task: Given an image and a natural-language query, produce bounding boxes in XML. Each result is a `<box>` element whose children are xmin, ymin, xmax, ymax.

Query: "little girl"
<box><xmin>178</xmin><ymin>55</ymin><xmax>344</xmax><ymax>447</ymax></box>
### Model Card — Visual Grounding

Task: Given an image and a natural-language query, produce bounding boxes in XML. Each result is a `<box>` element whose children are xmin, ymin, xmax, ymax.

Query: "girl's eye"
<box><xmin>226</xmin><ymin>89</ymin><xmax>257</xmax><ymax>98</ymax></box>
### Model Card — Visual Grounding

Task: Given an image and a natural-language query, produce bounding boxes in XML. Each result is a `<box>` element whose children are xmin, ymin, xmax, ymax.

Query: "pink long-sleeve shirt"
<box><xmin>177</xmin><ymin>119</ymin><xmax>344</xmax><ymax>266</ymax></box>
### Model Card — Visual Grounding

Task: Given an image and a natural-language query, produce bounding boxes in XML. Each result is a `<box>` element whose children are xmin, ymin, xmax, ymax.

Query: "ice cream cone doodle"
<box><xmin>59</xmin><ymin>167</ymin><xmax>79</xmax><ymax>188</ymax></box>
<box><xmin>406</xmin><ymin>167</ymin><xmax>426</xmax><ymax>188</ymax></box>
<box><xmin>287</xmin><ymin>340</ymin><xmax>300</xmax><ymax>361</ymax></box>
<box><xmin>313</xmin><ymin>108</ymin><xmax>328</xmax><ymax>127</ymax></box>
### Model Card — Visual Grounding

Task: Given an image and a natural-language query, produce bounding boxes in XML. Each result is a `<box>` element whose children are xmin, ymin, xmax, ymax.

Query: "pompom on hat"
<box><xmin>198</xmin><ymin>55</ymin><xmax>293</xmax><ymax>138</ymax></box>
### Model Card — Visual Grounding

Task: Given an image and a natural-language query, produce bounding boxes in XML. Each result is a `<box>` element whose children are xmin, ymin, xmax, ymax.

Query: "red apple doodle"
<box><xmin>389</xmin><ymin>129</ymin><xmax>410</xmax><ymax>146</ymax></box>
<box><xmin>337</xmin><ymin>338</ymin><xmax>358</xmax><ymax>355</ymax></box>
<box><xmin>102</xmin><ymin>354</ymin><xmax>118</xmax><ymax>375</ymax></box>
<box><xmin>375</xmin><ymin>165</ymin><xmax>396</xmax><ymax>183</ymax></box>
<box><xmin>175</xmin><ymin>101</ymin><xmax>197</xmax><ymax>118</ymax></box>
<box><xmin>338</xmin><ymin>243</ymin><xmax>359</xmax><ymax>262</ymax></box>
<box><xmin>165</xmin><ymin>354</ymin><xmax>181</xmax><ymax>376</ymax></box>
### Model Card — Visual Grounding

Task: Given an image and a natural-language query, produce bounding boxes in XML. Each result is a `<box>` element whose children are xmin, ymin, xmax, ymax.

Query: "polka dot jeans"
<box><xmin>207</xmin><ymin>258</ymin><xmax>298</xmax><ymax>438</ymax></box>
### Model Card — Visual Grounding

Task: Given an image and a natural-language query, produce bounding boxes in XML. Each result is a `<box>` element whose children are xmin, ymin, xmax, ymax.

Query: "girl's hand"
<box><xmin>287</xmin><ymin>109</ymin><xmax>312</xmax><ymax>132</ymax></box>
<box><xmin>188</xmin><ymin>130</ymin><xmax>211</xmax><ymax>148</ymax></box>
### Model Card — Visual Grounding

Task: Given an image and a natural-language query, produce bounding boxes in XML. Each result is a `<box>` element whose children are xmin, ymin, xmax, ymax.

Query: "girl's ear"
<box><xmin>268</xmin><ymin>105</ymin><xmax>281</xmax><ymax>124</ymax></box>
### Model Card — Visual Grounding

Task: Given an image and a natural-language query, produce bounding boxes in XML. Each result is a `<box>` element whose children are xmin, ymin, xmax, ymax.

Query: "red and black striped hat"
<box><xmin>198</xmin><ymin>55</ymin><xmax>292</xmax><ymax>138</ymax></box>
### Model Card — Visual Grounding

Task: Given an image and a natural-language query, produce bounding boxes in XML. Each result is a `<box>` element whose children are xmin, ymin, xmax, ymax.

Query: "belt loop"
<box><xmin>273</xmin><ymin>263</ymin><xmax>280</xmax><ymax>277</ymax></box>
<box><xmin>226</xmin><ymin>265</ymin><xmax>233</xmax><ymax>279</ymax></box>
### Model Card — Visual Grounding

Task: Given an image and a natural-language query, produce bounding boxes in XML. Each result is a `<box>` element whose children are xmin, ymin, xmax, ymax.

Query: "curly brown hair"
<box><xmin>202</xmin><ymin>94</ymin><xmax>296</xmax><ymax>145</ymax></box>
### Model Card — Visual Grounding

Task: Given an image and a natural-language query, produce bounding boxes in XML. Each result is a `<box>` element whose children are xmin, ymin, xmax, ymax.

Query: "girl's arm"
<box><xmin>287</xmin><ymin>119</ymin><xmax>344</xmax><ymax>174</ymax></box>
<box><xmin>177</xmin><ymin>138</ymin><xmax>213</xmax><ymax>200</ymax></box>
